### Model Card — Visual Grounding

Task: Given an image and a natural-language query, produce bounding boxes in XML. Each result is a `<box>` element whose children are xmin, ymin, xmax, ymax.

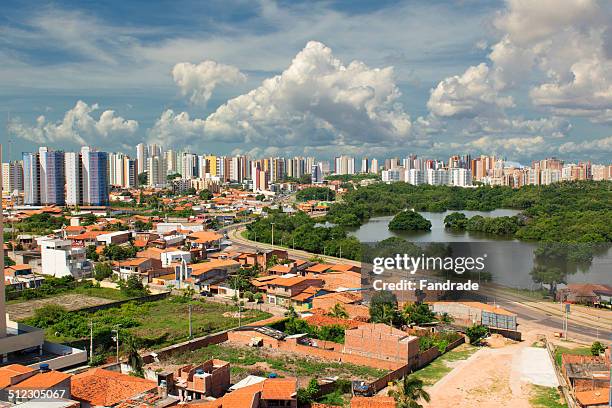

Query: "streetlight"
<box><xmin>111</xmin><ymin>324</ymin><xmax>121</xmax><ymax>364</ymax></box>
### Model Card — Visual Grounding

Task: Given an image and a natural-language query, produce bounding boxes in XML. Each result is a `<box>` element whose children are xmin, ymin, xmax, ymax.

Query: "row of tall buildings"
<box><xmin>20</xmin><ymin>147</ymin><xmax>109</xmax><ymax>206</ymax></box>
<box><xmin>3</xmin><ymin>143</ymin><xmax>611</xmax><ymax>205</ymax></box>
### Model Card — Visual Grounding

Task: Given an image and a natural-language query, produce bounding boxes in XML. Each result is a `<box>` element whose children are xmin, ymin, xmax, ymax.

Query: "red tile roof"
<box><xmin>71</xmin><ymin>368</ymin><xmax>157</xmax><ymax>407</ymax></box>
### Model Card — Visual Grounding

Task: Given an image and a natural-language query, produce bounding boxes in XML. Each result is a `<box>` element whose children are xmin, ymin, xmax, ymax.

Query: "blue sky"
<box><xmin>1</xmin><ymin>0</ymin><xmax>611</xmax><ymax>163</ymax></box>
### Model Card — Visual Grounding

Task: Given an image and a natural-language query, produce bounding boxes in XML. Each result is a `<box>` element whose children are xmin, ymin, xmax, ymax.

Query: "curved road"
<box><xmin>224</xmin><ymin>223</ymin><xmax>612</xmax><ymax>343</ymax></box>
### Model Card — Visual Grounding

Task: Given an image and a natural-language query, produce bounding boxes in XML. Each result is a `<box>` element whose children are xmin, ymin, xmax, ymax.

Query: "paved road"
<box><xmin>225</xmin><ymin>223</ymin><xmax>612</xmax><ymax>343</ymax></box>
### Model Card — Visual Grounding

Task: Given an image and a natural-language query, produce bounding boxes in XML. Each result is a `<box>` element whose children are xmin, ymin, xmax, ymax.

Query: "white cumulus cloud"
<box><xmin>559</xmin><ymin>135</ymin><xmax>612</xmax><ymax>153</ymax></box>
<box><xmin>151</xmin><ymin>41</ymin><xmax>412</xmax><ymax>151</ymax></box>
<box><xmin>172</xmin><ymin>60</ymin><xmax>246</xmax><ymax>106</ymax></box>
<box><xmin>427</xmin><ymin>63</ymin><xmax>514</xmax><ymax>118</ymax></box>
<box><xmin>9</xmin><ymin>100</ymin><xmax>138</xmax><ymax>148</ymax></box>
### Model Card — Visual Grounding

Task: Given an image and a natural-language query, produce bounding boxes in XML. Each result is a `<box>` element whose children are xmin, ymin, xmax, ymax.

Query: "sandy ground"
<box><xmin>423</xmin><ymin>325</ymin><xmax>557</xmax><ymax>408</ymax></box>
<box><xmin>7</xmin><ymin>293</ymin><xmax>114</xmax><ymax>320</ymax></box>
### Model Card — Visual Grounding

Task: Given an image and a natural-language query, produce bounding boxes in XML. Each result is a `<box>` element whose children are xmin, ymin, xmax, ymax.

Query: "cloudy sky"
<box><xmin>2</xmin><ymin>0</ymin><xmax>612</xmax><ymax>163</ymax></box>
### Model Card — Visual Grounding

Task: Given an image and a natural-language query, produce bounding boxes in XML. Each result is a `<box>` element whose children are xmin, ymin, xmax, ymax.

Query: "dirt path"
<box><xmin>7</xmin><ymin>294</ymin><xmax>115</xmax><ymax>320</ymax></box>
<box><xmin>424</xmin><ymin>331</ymin><xmax>542</xmax><ymax>408</ymax></box>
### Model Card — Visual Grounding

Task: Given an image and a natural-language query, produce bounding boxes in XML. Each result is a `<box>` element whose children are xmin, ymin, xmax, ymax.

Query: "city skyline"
<box><xmin>2</xmin><ymin>0</ymin><xmax>612</xmax><ymax>162</ymax></box>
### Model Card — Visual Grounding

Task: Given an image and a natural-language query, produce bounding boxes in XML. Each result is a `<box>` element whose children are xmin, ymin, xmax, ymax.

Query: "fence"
<box><xmin>545</xmin><ymin>339</ymin><xmax>578</xmax><ymax>408</ymax></box>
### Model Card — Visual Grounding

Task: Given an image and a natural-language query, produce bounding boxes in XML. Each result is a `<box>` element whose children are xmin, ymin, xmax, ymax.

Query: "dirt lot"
<box><xmin>7</xmin><ymin>294</ymin><xmax>115</xmax><ymax>320</ymax></box>
<box><xmin>423</xmin><ymin>323</ymin><xmax>562</xmax><ymax>408</ymax></box>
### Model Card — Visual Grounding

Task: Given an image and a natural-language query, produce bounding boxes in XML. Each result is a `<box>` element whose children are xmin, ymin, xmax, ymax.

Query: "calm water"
<box><xmin>348</xmin><ymin>210</ymin><xmax>612</xmax><ymax>288</ymax></box>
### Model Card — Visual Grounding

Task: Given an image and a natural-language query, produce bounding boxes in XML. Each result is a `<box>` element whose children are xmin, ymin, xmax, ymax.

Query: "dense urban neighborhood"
<box><xmin>1</xmin><ymin>141</ymin><xmax>611</xmax><ymax>408</ymax></box>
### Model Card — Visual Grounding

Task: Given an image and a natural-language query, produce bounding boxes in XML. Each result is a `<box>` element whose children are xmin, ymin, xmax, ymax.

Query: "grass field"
<box><xmin>7</xmin><ymin>283</ymin><xmax>133</xmax><ymax>306</ymax></box>
<box><xmin>409</xmin><ymin>344</ymin><xmax>479</xmax><ymax>387</ymax></box>
<box><xmin>529</xmin><ymin>385</ymin><xmax>567</xmax><ymax>408</ymax></box>
<box><xmin>553</xmin><ymin>344</ymin><xmax>592</xmax><ymax>367</ymax></box>
<box><xmin>164</xmin><ymin>342</ymin><xmax>389</xmax><ymax>383</ymax></box>
<box><xmin>33</xmin><ymin>297</ymin><xmax>272</xmax><ymax>351</ymax></box>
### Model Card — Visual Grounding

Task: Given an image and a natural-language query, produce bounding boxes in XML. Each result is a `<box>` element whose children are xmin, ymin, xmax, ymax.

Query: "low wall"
<box><xmin>367</xmin><ymin>335</ymin><xmax>466</xmax><ymax>394</ymax></box>
<box><xmin>29</xmin><ymin>342</ymin><xmax>88</xmax><ymax>370</ymax></box>
<box><xmin>489</xmin><ymin>327</ymin><xmax>522</xmax><ymax>341</ymax></box>
<box><xmin>143</xmin><ymin>331</ymin><xmax>229</xmax><ymax>363</ymax></box>
<box><xmin>75</xmin><ymin>291</ymin><xmax>170</xmax><ymax>314</ymax></box>
<box><xmin>546</xmin><ymin>340</ymin><xmax>578</xmax><ymax>408</ymax></box>
<box><xmin>278</xmin><ymin>340</ymin><xmax>404</xmax><ymax>371</ymax></box>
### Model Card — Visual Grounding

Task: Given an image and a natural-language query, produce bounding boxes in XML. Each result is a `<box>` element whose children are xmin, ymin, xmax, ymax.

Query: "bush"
<box><xmin>388</xmin><ymin>210</ymin><xmax>432</xmax><ymax>231</ymax></box>
<box><xmin>591</xmin><ymin>341</ymin><xmax>606</xmax><ymax>356</ymax></box>
<box><xmin>466</xmin><ymin>324</ymin><xmax>488</xmax><ymax>344</ymax></box>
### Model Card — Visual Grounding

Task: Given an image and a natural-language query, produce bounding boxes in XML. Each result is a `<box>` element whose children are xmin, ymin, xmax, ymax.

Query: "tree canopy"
<box><xmin>388</xmin><ymin>211</ymin><xmax>432</xmax><ymax>231</ymax></box>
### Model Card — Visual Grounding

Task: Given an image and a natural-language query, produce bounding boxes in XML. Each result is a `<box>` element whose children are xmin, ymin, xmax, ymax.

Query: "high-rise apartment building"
<box><xmin>136</xmin><ymin>143</ymin><xmax>147</xmax><ymax>175</ymax></box>
<box><xmin>1</xmin><ymin>161</ymin><xmax>24</xmax><ymax>194</ymax></box>
<box><xmin>23</xmin><ymin>148</ymin><xmax>65</xmax><ymax>206</ymax></box>
<box><xmin>108</xmin><ymin>152</ymin><xmax>137</xmax><ymax>188</ymax></box>
<box><xmin>334</xmin><ymin>155</ymin><xmax>355</xmax><ymax>175</ymax></box>
<box><xmin>147</xmin><ymin>155</ymin><xmax>167</xmax><ymax>188</ymax></box>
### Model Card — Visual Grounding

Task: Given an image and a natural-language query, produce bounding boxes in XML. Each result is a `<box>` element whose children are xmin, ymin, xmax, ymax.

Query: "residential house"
<box><xmin>71</xmin><ymin>368</ymin><xmax>158</xmax><ymax>407</ymax></box>
<box><xmin>37</xmin><ymin>237</ymin><xmax>92</xmax><ymax>278</ymax></box>
<box><xmin>3</xmin><ymin>264</ymin><xmax>45</xmax><ymax>291</ymax></box>
<box><xmin>265</xmin><ymin>277</ymin><xmax>324</xmax><ymax>307</ymax></box>
<box><xmin>556</xmin><ymin>284</ymin><xmax>612</xmax><ymax>305</ymax></box>
<box><xmin>169</xmin><ymin>360</ymin><xmax>230</xmax><ymax>400</ymax></box>
<box><xmin>2</xmin><ymin>364</ymin><xmax>72</xmax><ymax>405</ymax></box>
<box><xmin>185</xmin><ymin>377</ymin><xmax>297</xmax><ymax>408</ymax></box>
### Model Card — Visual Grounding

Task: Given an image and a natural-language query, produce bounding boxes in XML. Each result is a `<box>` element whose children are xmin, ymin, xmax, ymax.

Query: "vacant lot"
<box><xmin>30</xmin><ymin>297</ymin><xmax>272</xmax><ymax>352</ymax></box>
<box><xmin>408</xmin><ymin>343</ymin><xmax>479</xmax><ymax>387</ymax></box>
<box><xmin>162</xmin><ymin>342</ymin><xmax>389</xmax><ymax>385</ymax></box>
<box><xmin>8</xmin><ymin>293</ymin><xmax>116</xmax><ymax>320</ymax></box>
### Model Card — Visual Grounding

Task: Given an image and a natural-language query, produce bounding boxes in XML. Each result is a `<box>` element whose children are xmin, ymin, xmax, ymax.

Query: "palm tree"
<box><xmin>123</xmin><ymin>334</ymin><xmax>144</xmax><ymax>377</ymax></box>
<box><xmin>329</xmin><ymin>303</ymin><xmax>349</xmax><ymax>319</ymax></box>
<box><xmin>388</xmin><ymin>376</ymin><xmax>430</xmax><ymax>408</ymax></box>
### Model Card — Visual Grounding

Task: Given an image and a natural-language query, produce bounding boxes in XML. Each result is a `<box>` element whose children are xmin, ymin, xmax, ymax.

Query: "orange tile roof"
<box><xmin>261</xmin><ymin>378</ymin><xmax>297</xmax><ymax>400</ymax></box>
<box><xmin>7</xmin><ymin>264</ymin><xmax>33</xmax><ymax>271</ymax></box>
<box><xmin>307</xmin><ymin>263</ymin><xmax>334</xmax><ymax>273</ymax></box>
<box><xmin>190</xmin><ymin>259</ymin><xmax>240</xmax><ymax>276</ymax></box>
<box><xmin>304</xmin><ymin>314</ymin><xmax>366</xmax><ymax>329</ymax></box>
<box><xmin>575</xmin><ymin>389</ymin><xmax>609</xmax><ymax>406</ymax></box>
<box><xmin>268</xmin><ymin>276</ymin><xmax>322</xmax><ymax>288</ymax></box>
<box><xmin>351</xmin><ymin>396</ymin><xmax>397</xmax><ymax>407</ymax></box>
<box><xmin>0</xmin><ymin>364</ymin><xmax>36</xmax><ymax>389</ymax></box>
<box><xmin>71</xmin><ymin>368</ymin><xmax>157</xmax><ymax>407</ymax></box>
<box><xmin>188</xmin><ymin>231</ymin><xmax>223</xmax><ymax>243</ymax></box>
<box><xmin>9</xmin><ymin>370</ymin><xmax>70</xmax><ymax>389</ymax></box>
<box><xmin>268</xmin><ymin>265</ymin><xmax>292</xmax><ymax>273</ymax></box>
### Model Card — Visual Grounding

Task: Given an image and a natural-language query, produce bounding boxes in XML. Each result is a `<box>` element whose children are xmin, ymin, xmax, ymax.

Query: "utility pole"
<box><xmin>271</xmin><ymin>222</ymin><xmax>275</xmax><ymax>246</ymax></box>
<box><xmin>89</xmin><ymin>321</ymin><xmax>93</xmax><ymax>365</ymax></box>
<box><xmin>188</xmin><ymin>303</ymin><xmax>192</xmax><ymax>338</ymax></box>
<box><xmin>339</xmin><ymin>246</ymin><xmax>342</xmax><ymax>259</ymax></box>
<box><xmin>564</xmin><ymin>303</ymin><xmax>569</xmax><ymax>340</ymax></box>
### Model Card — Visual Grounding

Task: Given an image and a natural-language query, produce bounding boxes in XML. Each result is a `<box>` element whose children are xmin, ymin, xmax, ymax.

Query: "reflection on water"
<box><xmin>351</xmin><ymin>210</ymin><xmax>612</xmax><ymax>288</ymax></box>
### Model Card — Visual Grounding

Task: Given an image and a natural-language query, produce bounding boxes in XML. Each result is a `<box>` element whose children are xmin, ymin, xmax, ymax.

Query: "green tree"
<box><xmin>369</xmin><ymin>291</ymin><xmax>402</xmax><ymax>326</ymax></box>
<box><xmin>199</xmin><ymin>189</ymin><xmax>214</xmax><ymax>200</ymax></box>
<box><xmin>443</xmin><ymin>212</ymin><xmax>468</xmax><ymax>229</ymax></box>
<box><xmin>296</xmin><ymin>187</ymin><xmax>336</xmax><ymax>202</ymax></box>
<box><xmin>389</xmin><ymin>376</ymin><xmax>430</xmax><ymax>408</ymax></box>
<box><xmin>94</xmin><ymin>262</ymin><xmax>113</xmax><ymax>281</ymax></box>
<box><xmin>329</xmin><ymin>303</ymin><xmax>349</xmax><ymax>319</ymax></box>
<box><xmin>123</xmin><ymin>334</ymin><xmax>144</xmax><ymax>377</ymax></box>
<box><xmin>466</xmin><ymin>324</ymin><xmax>488</xmax><ymax>344</ymax></box>
<box><xmin>530</xmin><ymin>265</ymin><xmax>566</xmax><ymax>297</ymax></box>
<box><xmin>297</xmin><ymin>378</ymin><xmax>320</xmax><ymax>405</ymax></box>
<box><xmin>389</xmin><ymin>210</ymin><xmax>432</xmax><ymax>231</ymax></box>
<box><xmin>403</xmin><ymin>303</ymin><xmax>436</xmax><ymax>326</ymax></box>
<box><xmin>137</xmin><ymin>172</ymin><xmax>148</xmax><ymax>186</ymax></box>
<box><xmin>591</xmin><ymin>341</ymin><xmax>605</xmax><ymax>356</ymax></box>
